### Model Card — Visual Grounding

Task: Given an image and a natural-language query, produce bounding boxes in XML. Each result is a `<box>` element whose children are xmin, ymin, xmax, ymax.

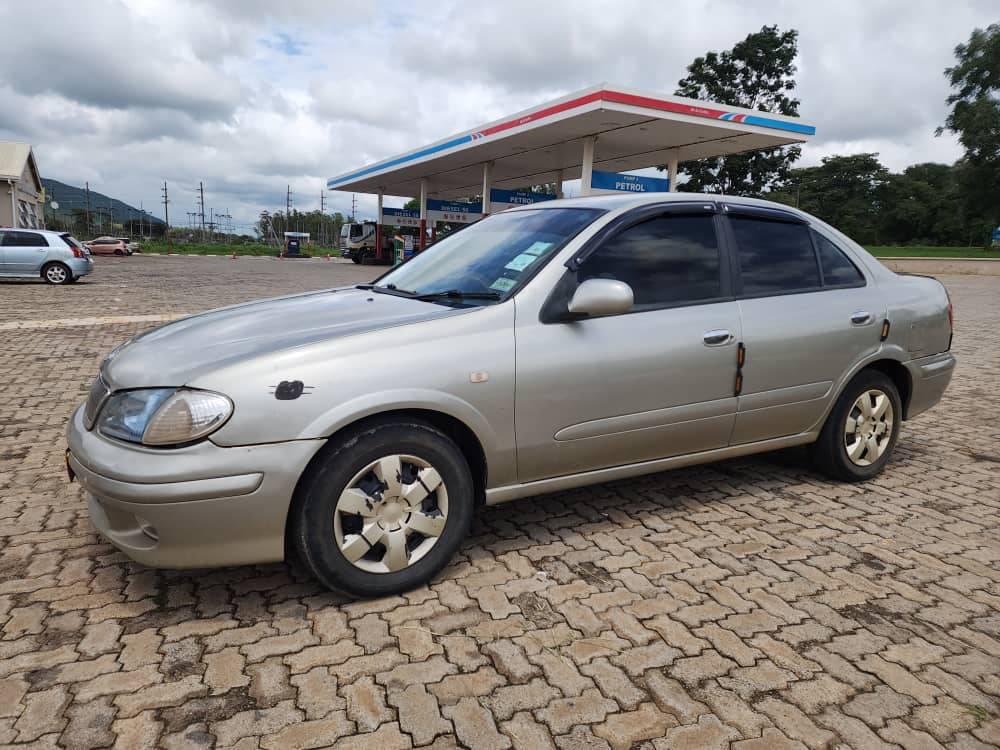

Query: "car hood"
<box><xmin>103</xmin><ymin>287</ymin><xmax>465</xmax><ymax>388</ymax></box>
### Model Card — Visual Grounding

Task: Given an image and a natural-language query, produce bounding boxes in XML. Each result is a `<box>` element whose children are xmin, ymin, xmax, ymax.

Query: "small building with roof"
<box><xmin>0</xmin><ymin>141</ymin><xmax>44</xmax><ymax>229</ymax></box>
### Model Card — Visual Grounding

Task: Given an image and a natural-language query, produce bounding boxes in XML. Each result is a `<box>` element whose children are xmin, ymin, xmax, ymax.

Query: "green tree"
<box><xmin>768</xmin><ymin>154</ymin><xmax>889</xmax><ymax>244</ymax></box>
<box><xmin>938</xmin><ymin>23</ymin><xmax>1000</xmax><ymax>244</ymax></box>
<box><xmin>671</xmin><ymin>25</ymin><xmax>802</xmax><ymax>196</ymax></box>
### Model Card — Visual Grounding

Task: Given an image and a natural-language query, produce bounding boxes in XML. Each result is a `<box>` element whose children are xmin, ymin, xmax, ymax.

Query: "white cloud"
<box><xmin>0</xmin><ymin>0</ymin><xmax>994</xmax><ymax>229</ymax></box>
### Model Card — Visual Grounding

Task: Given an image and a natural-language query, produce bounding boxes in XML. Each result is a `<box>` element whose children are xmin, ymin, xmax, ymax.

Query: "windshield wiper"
<box><xmin>357</xmin><ymin>283</ymin><xmax>419</xmax><ymax>297</ymax></box>
<box><xmin>413</xmin><ymin>289</ymin><xmax>501</xmax><ymax>301</ymax></box>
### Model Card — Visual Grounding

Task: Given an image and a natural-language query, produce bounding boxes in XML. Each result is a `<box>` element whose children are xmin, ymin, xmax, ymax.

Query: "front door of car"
<box><xmin>514</xmin><ymin>207</ymin><xmax>742</xmax><ymax>483</ymax></box>
<box><xmin>724</xmin><ymin>208</ymin><xmax>884</xmax><ymax>444</ymax></box>
<box><xmin>2</xmin><ymin>231</ymin><xmax>49</xmax><ymax>274</ymax></box>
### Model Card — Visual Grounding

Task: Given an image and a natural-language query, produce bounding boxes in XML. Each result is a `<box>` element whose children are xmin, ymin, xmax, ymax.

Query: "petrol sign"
<box><xmin>489</xmin><ymin>188</ymin><xmax>557</xmax><ymax>213</ymax></box>
<box><xmin>591</xmin><ymin>169</ymin><xmax>669</xmax><ymax>195</ymax></box>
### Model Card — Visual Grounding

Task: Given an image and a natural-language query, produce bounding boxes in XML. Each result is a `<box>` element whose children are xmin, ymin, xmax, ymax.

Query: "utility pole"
<box><xmin>320</xmin><ymin>190</ymin><xmax>327</xmax><ymax>247</ymax></box>
<box><xmin>198</xmin><ymin>182</ymin><xmax>206</xmax><ymax>240</ymax></box>
<box><xmin>109</xmin><ymin>198</ymin><xmax>114</xmax><ymax>233</ymax></box>
<box><xmin>209</xmin><ymin>208</ymin><xmax>214</xmax><ymax>242</ymax></box>
<box><xmin>85</xmin><ymin>181</ymin><xmax>92</xmax><ymax>237</ymax></box>
<box><xmin>351</xmin><ymin>193</ymin><xmax>357</xmax><ymax>222</ymax></box>
<box><xmin>161</xmin><ymin>181</ymin><xmax>170</xmax><ymax>231</ymax></box>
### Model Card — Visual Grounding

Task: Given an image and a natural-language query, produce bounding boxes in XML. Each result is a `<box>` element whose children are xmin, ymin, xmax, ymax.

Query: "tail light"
<box><xmin>947</xmin><ymin>301</ymin><xmax>954</xmax><ymax>330</ymax></box>
<box><xmin>71</xmin><ymin>247</ymin><xmax>84</xmax><ymax>258</ymax></box>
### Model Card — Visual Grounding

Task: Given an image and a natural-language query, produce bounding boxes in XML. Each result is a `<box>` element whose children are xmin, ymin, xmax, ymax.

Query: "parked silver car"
<box><xmin>0</xmin><ymin>228</ymin><xmax>93</xmax><ymax>284</ymax></box>
<box><xmin>67</xmin><ymin>194</ymin><xmax>955</xmax><ymax>596</ymax></box>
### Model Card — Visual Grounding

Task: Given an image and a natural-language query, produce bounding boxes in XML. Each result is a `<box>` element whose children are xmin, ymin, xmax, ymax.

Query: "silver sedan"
<box><xmin>67</xmin><ymin>194</ymin><xmax>955</xmax><ymax>597</ymax></box>
<box><xmin>0</xmin><ymin>228</ymin><xmax>93</xmax><ymax>283</ymax></box>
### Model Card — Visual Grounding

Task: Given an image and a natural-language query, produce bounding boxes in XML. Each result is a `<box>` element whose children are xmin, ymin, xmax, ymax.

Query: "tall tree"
<box><xmin>938</xmin><ymin>23</ymin><xmax>1000</xmax><ymax>243</ymax></box>
<box><xmin>671</xmin><ymin>25</ymin><xmax>802</xmax><ymax>196</ymax></box>
<box><xmin>767</xmin><ymin>154</ymin><xmax>889</xmax><ymax>244</ymax></box>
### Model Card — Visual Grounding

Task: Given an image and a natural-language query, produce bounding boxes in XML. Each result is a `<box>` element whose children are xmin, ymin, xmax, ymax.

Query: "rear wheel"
<box><xmin>41</xmin><ymin>263</ymin><xmax>71</xmax><ymax>285</ymax></box>
<box><xmin>290</xmin><ymin>420</ymin><xmax>474</xmax><ymax>597</ymax></box>
<box><xmin>114</xmin><ymin>249</ymin><xmax>124</xmax><ymax>256</ymax></box>
<box><xmin>812</xmin><ymin>370</ymin><xmax>901</xmax><ymax>482</ymax></box>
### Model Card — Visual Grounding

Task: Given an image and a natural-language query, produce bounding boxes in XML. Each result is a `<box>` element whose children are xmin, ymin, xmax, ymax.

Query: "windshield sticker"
<box><xmin>524</xmin><ymin>241</ymin><xmax>553</xmax><ymax>256</ymax></box>
<box><xmin>490</xmin><ymin>277</ymin><xmax>516</xmax><ymax>292</ymax></box>
<box><xmin>505</xmin><ymin>253</ymin><xmax>537</xmax><ymax>272</ymax></box>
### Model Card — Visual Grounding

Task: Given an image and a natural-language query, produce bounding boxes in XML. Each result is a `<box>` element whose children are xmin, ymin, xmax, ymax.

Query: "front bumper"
<box><xmin>904</xmin><ymin>351</ymin><xmax>956</xmax><ymax>419</ymax></box>
<box><xmin>68</xmin><ymin>257</ymin><xmax>93</xmax><ymax>278</ymax></box>
<box><xmin>66</xmin><ymin>405</ymin><xmax>324</xmax><ymax>568</ymax></box>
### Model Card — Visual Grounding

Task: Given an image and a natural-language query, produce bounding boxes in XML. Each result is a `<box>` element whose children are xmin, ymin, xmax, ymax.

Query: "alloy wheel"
<box><xmin>333</xmin><ymin>454</ymin><xmax>448</xmax><ymax>573</ymax></box>
<box><xmin>844</xmin><ymin>389</ymin><xmax>894</xmax><ymax>466</ymax></box>
<box><xmin>46</xmin><ymin>265</ymin><xmax>68</xmax><ymax>283</ymax></box>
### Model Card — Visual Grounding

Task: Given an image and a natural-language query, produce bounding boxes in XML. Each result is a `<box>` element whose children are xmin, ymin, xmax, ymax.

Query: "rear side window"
<box><xmin>731</xmin><ymin>217</ymin><xmax>820</xmax><ymax>295</ymax></box>
<box><xmin>578</xmin><ymin>214</ymin><xmax>722</xmax><ymax>308</ymax></box>
<box><xmin>1</xmin><ymin>231</ymin><xmax>47</xmax><ymax>247</ymax></box>
<box><xmin>814</xmin><ymin>232</ymin><xmax>864</xmax><ymax>286</ymax></box>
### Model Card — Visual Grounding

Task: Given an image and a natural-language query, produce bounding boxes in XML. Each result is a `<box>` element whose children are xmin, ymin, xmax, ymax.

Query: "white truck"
<box><xmin>339</xmin><ymin>221</ymin><xmax>387</xmax><ymax>263</ymax></box>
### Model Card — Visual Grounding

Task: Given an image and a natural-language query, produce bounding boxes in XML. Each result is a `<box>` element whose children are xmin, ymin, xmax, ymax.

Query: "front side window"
<box><xmin>578</xmin><ymin>214</ymin><xmax>722</xmax><ymax>308</ymax></box>
<box><xmin>731</xmin><ymin>217</ymin><xmax>820</xmax><ymax>295</ymax></box>
<box><xmin>2</xmin><ymin>231</ymin><xmax>46</xmax><ymax>247</ymax></box>
<box><xmin>375</xmin><ymin>208</ymin><xmax>601</xmax><ymax>304</ymax></box>
<box><xmin>814</xmin><ymin>232</ymin><xmax>864</xmax><ymax>287</ymax></box>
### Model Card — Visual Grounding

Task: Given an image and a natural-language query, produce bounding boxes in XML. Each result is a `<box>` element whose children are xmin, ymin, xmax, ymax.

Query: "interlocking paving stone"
<box><xmin>0</xmin><ymin>261</ymin><xmax>997</xmax><ymax>748</ymax></box>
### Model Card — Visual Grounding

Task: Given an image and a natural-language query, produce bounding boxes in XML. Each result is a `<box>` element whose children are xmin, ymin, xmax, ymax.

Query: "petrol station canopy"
<box><xmin>327</xmin><ymin>84</ymin><xmax>816</xmax><ymax>202</ymax></box>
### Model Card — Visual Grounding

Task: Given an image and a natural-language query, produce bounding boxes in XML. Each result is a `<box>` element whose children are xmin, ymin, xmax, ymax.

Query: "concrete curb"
<box><xmin>879</xmin><ymin>257</ymin><xmax>1000</xmax><ymax>276</ymax></box>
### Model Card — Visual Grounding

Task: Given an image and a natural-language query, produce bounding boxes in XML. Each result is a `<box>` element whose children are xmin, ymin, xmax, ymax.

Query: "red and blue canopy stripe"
<box><xmin>328</xmin><ymin>89</ymin><xmax>814</xmax><ymax>189</ymax></box>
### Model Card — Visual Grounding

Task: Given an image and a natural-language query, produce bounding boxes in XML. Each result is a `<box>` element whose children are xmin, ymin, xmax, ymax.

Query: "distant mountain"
<box><xmin>42</xmin><ymin>178</ymin><xmax>165</xmax><ymax>227</ymax></box>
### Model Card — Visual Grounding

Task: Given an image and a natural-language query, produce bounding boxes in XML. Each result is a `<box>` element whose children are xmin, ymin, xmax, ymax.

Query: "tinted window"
<box><xmin>814</xmin><ymin>232</ymin><xmax>864</xmax><ymax>286</ymax></box>
<box><xmin>731</xmin><ymin>217</ymin><xmax>819</xmax><ymax>295</ymax></box>
<box><xmin>579</xmin><ymin>214</ymin><xmax>721</xmax><ymax>307</ymax></box>
<box><xmin>2</xmin><ymin>231</ymin><xmax>47</xmax><ymax>247</ymax></box>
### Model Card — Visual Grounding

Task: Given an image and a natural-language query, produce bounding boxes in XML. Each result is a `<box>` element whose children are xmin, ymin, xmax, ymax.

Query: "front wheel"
<box><xmin>290</xmin><ymin>420</ymin><xmax>474</xmax><ymax>597</ymax></box>
<box><xmin>812</xmin><ymin>370</ymin><xmax>901</xmax><ymax>482</ymax></box>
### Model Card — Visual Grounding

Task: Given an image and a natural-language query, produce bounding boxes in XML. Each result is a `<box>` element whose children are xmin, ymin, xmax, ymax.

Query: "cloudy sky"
<box><xmin>1</xmin><ymin>0</ymin><xmax>995</xmax><ymax>231</ymax></box>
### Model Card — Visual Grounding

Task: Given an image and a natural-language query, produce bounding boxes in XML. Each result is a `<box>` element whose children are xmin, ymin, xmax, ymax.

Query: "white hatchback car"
<box><xmin>0</xmin><ymin>228</ymin><xmax>93</xmax><ymax>284</ymax></box>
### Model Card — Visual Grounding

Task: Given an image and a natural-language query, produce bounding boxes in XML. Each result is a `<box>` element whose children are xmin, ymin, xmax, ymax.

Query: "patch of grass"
<box><xmin>866</xmin><ymin>245</ymin><xmax>999</xmax><ymax>258</ymax></box>
<box><xmin>964</xmin><ymin>704</ymin><xmax>992</xmax><ymax>722</ymax></box>
<box><xmin>138</xmin><ymin>241</ymin><xmax>341</xmax><ymax>257</ymax></box>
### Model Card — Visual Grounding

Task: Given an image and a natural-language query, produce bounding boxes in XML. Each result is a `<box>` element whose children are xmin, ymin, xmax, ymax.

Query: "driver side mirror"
<box><xmin>566</xmin><ymin>278</ymin><xmax>634</xmax><ymax>319</ymax></box>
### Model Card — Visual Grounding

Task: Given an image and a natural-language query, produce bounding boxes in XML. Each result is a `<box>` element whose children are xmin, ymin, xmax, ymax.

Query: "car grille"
<box><xmin>84</xmin><ymin>375</ymin><xmax>111</xmax><ymax>429</ymax></box>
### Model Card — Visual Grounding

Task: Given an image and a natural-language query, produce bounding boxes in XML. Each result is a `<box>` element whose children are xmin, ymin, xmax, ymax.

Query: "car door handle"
<box><xmin>851</xmin><ymin>311</ymin><xmax>872</xmax><ymax>326</ymax></box>
<box><xmin>703</xmin><ymin>329</ymin><xmax>734</xmax><ymax>346</ymax></box>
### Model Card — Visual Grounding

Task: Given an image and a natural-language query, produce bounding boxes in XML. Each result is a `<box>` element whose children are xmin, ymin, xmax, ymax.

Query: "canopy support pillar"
<box><xmin>667</xmin><ymin>153</ymin><xmax>678</xmax><ymax>193</ymax></box>
<box><xmin>481</xmin><ymin>162</ymin><xmax>493</xmax><ymax>217</ymax></box>
<box><xmin>376</xmin><ymin>189</ymin><xmax>384</xmax><ymax>260</ymax></box>
<box><xmin>419</xmin><ymin>179</ymin><xmax>427</xmax><ymax>251</ymax></box>
<box><xmin>554</xmin><ymin>169</ymin><xmax>564</xmax><ymax>198</ymax></box>
<box><xmin>580</xmin><ymin>137</ymin><xmax>596</xmax><ymax>197</ymax></box>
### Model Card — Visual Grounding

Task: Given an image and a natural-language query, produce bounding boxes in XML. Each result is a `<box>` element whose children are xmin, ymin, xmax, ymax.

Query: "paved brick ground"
<box><xmin>0</xmin><ymin>257</ymin><xmax>997</xmax><ymax>749</ymax></box>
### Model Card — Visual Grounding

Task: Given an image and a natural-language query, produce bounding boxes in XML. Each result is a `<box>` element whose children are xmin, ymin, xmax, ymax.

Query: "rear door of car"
<box><xmin>2</xmin><ymin>230</ymin><xmax>50</xmax><ymax>275</ymax></box>
<box><xmin>514</xmin><ymin>204</ymin><xmax>742</xmax><ymax>482</ymax></box>
<box><xmin>723</xmin><ymin>205</ymin><xmax>882</xmax><ymax>444</ymax></box>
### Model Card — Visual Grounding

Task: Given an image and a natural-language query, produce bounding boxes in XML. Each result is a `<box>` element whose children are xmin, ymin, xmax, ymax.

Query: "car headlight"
<box><xmin>98</xmin><ymin>388</ymin><xmax>233</xmax><ymax>446</ymax></box>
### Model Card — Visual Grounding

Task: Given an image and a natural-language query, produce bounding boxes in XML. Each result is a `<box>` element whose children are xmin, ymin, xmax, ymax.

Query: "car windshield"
<box><xmin>374</xmin><ymin>208</ymin><xmax>601</xmax><ymax>305</ymax></box>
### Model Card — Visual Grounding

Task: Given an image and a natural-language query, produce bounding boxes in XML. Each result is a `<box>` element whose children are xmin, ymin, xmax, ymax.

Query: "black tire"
<box><xmin>41</xmin><ymin>262</ymin><xmax>72</xmax><ymax>285</ymax></box>
<box><xmin>812</xmin><ymin>369</ymin><xmax>901</xmax><ymax>482</ymax></box>
<box><xmin>351</xmin><ymin>255</ymin><xmax>362</xmax><ymax>264</ymax></box>
<box><xmin>114</xmin><ymin>249</ymin><xmax>124</xmax><ymax>256</ymax></box>
<box><xmin>290</xmin><ymin>419</ymin><xmax>474</xmax><ymax>597</ymax></box>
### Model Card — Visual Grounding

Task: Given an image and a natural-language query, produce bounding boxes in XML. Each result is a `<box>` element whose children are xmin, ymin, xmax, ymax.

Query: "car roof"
<box><xmin>507</xmin><ymin>191</ymin><xmax>809</xmax><ymax>219</ymax></box>
<box><xmin>0</xmin><ymin>227</ymin><xmax>71</xmax><ymax>236</ymax></box>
